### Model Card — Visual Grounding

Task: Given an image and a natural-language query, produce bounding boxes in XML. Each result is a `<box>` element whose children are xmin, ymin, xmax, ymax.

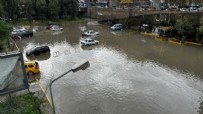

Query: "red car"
<box><xmin>169</xmin><ymin>6</ymin><xmax>179</xmax><ymax>11</ymax></box>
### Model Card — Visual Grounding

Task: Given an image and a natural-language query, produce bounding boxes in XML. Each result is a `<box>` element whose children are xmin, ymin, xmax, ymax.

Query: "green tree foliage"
<box><xmin>0</xmin><ymin>20</ymin><xmax>12</xmax><ymax>51</ymax></box>
<box><xmin>18</xmin><ymin>0</ymin><xmax>34</xmax><ymax>24</ymax></box>
<box><xmin>0</xmin><ymin>0</ymin><xmax>4</xmax><ymax>15</ymax></box>
<box><xmin>1</xmin><ymin>0</ymin><xmax>18</xmax><ymax>23</ymax></box>
<box><xmin>199</xmin><ymin>16</ymin><xmax>203</xmax><ymax>34</ymax></box>
<box><xmin>47</xmin><ymin>0</ymin><xmax>60</xmax><ymax>19</ymax></box>
<box><xmin>36</xmin><ymin>0</ymin><xmax>46</xmax><ymax>19</ymax></box>
<box><xmin>59</xmin><ymin>0</ymin><xmax>79</xmax><ymax>19</ymax></box>
<box><xmin>0</xmin><ymin>0</ymin><xmax>79</xmax><ymax>20</ymax></box>
<box><xmin>175</xmin><ymin>16</ymin><xmax>198</xmax><ymax>35</ymax></box>
<box><xmin>0</xmin><ymin>94</ymin><xmax>42</xmax><ymax>114</ymax></box>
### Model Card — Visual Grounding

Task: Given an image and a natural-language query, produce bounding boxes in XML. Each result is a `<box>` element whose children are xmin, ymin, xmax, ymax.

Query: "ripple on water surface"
<box><xmin>24</xmin><ymin>41</ymin><xmax>203</xmax><ymax>114</ymax></box>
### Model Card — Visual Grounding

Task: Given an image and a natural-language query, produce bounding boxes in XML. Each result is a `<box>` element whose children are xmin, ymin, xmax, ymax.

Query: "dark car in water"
<box><xmin>20</xmin><ymin>30</ymin><xmax>33</xmax><ymax>37</ymax></box>
<box><xmin>11</xmin><ymin>29</ymin><xmax>33</xmax><ymax>37</ymax></box>
<box><xmin>26</xmin><ymin>45</ymin><xmax>50</xmax><ymax>56</ymax></box>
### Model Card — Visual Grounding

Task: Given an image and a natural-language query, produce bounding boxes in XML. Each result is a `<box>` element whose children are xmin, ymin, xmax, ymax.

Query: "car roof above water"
<box><xmin>86</xmin><ymin>30</ymin><xmax>94</xmax><ymax>32</ymax></box>
<box><xmin>30</xmin><ymin>45</ymin><xmax>49</xmax><ymax>50</ymax></box>
<box><xmin>24</xmin><ymin>60</ymin><xmax>37</xmax><ymax>64</ymax></box>
<box><xmin>113</xmin><ymin>24</ymin><xmax>122</xmax><ymax>26</ymax></box>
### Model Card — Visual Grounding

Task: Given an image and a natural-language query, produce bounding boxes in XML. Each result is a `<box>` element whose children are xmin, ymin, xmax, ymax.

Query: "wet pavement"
<box><xmin>16</xmin><ymin>20</ymin><xmax>203</xmax><ymax>114</ymax></box>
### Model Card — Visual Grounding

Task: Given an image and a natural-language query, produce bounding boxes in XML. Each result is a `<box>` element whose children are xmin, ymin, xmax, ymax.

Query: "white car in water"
<box><xmin>50</xmin><ymin>25</ymin><xmax>63</xmax><ymax>31</ymax></box>
<box><xmin>80</xmin><ymin>38</ymin><xmax>99</xmax><ymax>46</ymax></box>
<box><xmin>82</xmin><ymin>30</ymin><xmax>99</xmax><ymax>36</ymax></box>
<box><xmin>110</xmin><ymin>24</ymin><xmax>123</xmax><ymax>31</ymax></box>
<box><xmin>189</xmin><ymin>6</ymin><xmax>199</xmax><ymax>12</ymax></box>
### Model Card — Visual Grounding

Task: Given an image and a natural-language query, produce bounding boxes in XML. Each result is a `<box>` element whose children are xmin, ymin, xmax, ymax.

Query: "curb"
<box><xmin>35</xmin><ymin>79</ymin><xmax>52</xmax><ymax>107</ymax></box>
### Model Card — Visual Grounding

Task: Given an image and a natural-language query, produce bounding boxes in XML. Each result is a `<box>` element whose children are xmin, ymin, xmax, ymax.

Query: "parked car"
<box><xmin>21</xmin><ymin>30</ymin><xmax>33</xmax><ymax>37</ymax></box>
<box><xmin>11</xmin><ymin>26</ymin><xmax>27</xmax><ymax>35</ymax></box>
<box><xmin>110</xmin><ymin>24</ymin><xmax>123</xmax><ymax>31</ymax></box>
<box><xmin>11</xmin><ymin>29</ymin><xmax>24</xmax><ymax>35</ymax></box>
<box><xmin>189</xmin><ymin>6</ymin><xmax>199</xmax><ymax>12</ymax></box>
<box><xmin>13</xmin><ymin>26</ymin><xmax>26</xmax><ymax>31</ymax></box>
<box><xmin>169</xmin><ymin>6</ymin><xmax>179</xmax><ymax>11</ymax></box>
<box><xmin>80</xmin><ymin>38</ymin><xmax>99</xmax><ymax>46</ymax></box>
<box><xmin>180</xmin><ymin>7</ymin><xmax>189</xmax><ymax>11</ymax></box>
<box><xmin>26</xmin><ymin>45</ymin><xmax>50</xmax><ymax>56</ymax></box>
<box><xmin>46</xmin><ymin>23</ymin><xmax>59</xmax><ymax>29</ymax></box>
<box><xmin>82</xmin><ymin>30</ymin><xmax>99</xmax><ymax>36</ymax></box>
<box><xmin>199</xmin><ymin>7</ymin><xmax>203</xmax><ymax>12</ymax></box>
<box><xmin>24</xmin><ymin>61</ymin><xmax>40</xmax><ymax>75</ymax></box>
<box><xmin>11</xmin><ymin>29</ymin><xmax>33</xmax><ymax>37</ymax></box>
<box><xmin>161</xmin><ymin>4</ymin><xmax>169</xmax><ymax>10</ymax></box>
<box><xmin>50</xmin><ymin>25</ymin><xmax>63</xmax><ymax>31</ymax></box>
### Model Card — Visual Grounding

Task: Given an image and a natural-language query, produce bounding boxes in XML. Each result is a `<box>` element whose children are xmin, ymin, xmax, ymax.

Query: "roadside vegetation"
<box><xmin>0</xmin><ymin>93</ymin><xmax>44</xmax><ymax>114</ymax></box>
<box><xmin>15</xmin><ymin>17</ymin><xmax>84</xmax><ymax>26</ymax></box>
<box><xmin>175</xmin><ymin>16</ymin><xmax>198</xmax><ymax>36</ymax></box>
<box><xmin>0</xmin><ymin>0</ymin><xmax>79</xmax><ymax>24</ymax></box>
<box><xmin>0</xmin><ymin>0</ymin><xmax>81</xmax><ymax>50</ymax></box>
<box><xmin>199</xmin><ymin>16</ymin><xmax>203</xmax><ymax>34</ymax></box>
<box><xmin>0</xmin><ymin>20</ymin><xmax>12</xmax><ymax>51</ymax></box>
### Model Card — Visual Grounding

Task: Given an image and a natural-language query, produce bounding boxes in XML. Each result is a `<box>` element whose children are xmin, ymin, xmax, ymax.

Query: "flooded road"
<box><xmin>16</xmin><ymin>20</ymin><xmax>203</xmax><ymax>114</ymax></box>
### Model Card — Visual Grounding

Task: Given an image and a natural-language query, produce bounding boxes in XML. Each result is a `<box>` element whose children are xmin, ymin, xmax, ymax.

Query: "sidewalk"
<box><xmin>0</xmin><ymin>81</ymin><xmax>53</xmax><ymax>114</ymax></box>
<box><xmin>30</xmin><ymin>81</ymin><xmax>53</xmax><ymax>114</ymax></box>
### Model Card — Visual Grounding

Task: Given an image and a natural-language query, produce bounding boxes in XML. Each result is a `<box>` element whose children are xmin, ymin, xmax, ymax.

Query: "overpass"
<box><xmin>88</xmin><ymin>7</ymin><xmax>202</xmax><ymax>21</ymax></box>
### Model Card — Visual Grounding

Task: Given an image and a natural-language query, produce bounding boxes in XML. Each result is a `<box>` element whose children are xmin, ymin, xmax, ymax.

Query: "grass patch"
<box><xmin>0</xmin><ymin>93</ymin><xmax>44</xmax><ymax>114</ymax></box>
<box><xmin>15</xmin><ymin>19</ymin><xmax>31</xmax><ymax>26</ymax></box>
<box><xmin>15</xmin><ymin>17</ymin><xmax>85</xmax><ymax>26</ymax></box>
<box><xmin>0</xmin><ymin>38</ymin><xmax>8</xmax><ymax>51</ymax></box>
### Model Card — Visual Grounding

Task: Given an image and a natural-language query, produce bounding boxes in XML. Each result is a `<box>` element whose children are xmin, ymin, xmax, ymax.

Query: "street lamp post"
<box><xmin>49</xmin><ymin>60</ymin><xmax>90</xmax><ymax>114</ymax></box>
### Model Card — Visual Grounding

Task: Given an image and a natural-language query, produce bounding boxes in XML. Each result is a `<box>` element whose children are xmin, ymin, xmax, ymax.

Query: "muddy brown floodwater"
<box><xmin>16</xmin><ymin>20</ymin><xmax>203</xmax><ymax>114</ymax></box>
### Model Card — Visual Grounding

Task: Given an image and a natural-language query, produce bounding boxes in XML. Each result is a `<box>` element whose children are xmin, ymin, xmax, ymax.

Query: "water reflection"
<box><xmin>79</xmin><ymin>26</ymin><xmax>87</xmax><ymax>32</ymax></box>
<box><xmin>110</xmin><ymin>31</ymin><xmax>122</xmax><ymax>36</ymax></box>
<box><xmin>51</xmin><ymin>45</ymin><xmax>203</xmax><ymax>114</ymax></box>
<box><xmin>15</xmin><ymin>21</ymin><xmax>203</xmax><ymax>114</ymax></box>
<box><xmin>28</xmin><ymin>73</ymin><xmax>41</xmax><ymax>83</ymax></box>
<box><xmin>81</xmin><ymin>45</ymin><xmax>99</xmax><ymax>51</ymax></box>
<box><xmin>51</xmin><ymin>31</ymin><xmax>63</xmax><ymax>35</ymax></box>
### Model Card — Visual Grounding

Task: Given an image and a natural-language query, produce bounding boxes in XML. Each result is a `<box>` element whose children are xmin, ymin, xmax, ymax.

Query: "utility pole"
<box><xmin>86</xmin><ymin>0</ymin><xmax>90</xmax><ymax>17</ymax></box>
<box><xmin>128</xmin><ymin>0</ymin><xmax>133</xmax><ymax>28</ymax></box>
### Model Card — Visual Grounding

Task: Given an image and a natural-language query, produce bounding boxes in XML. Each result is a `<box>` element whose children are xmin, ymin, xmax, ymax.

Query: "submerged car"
<box><xmin>50</xmin><ymin>25</ymin><xmax>63</xmax><ymax>31</ymax></box>
<box><xmin>11</xmin><ymin>29</ymin><xmax>33</xmax><ymax>37</ymax></box>
<box><xmin>20</xmin><ymin>30</ymin><xmax>33</xmax><ymax>37</ymax></box>
<box><xmin>180</xmin><ymin>7</ymin><xmax>189</xmax><ymax>11</ymax></box>
<box><xmin>110</xmin><ymin>24</ymin><xmax>123</xmax><ymax>31</ymax></box>
<box><xmin>80</xmin><ymin>38</ymin><xmax>99</xmax><ymax>46</ymax></box>
<box><xmin>82</xmin><ymin>30</ymin><xmax>99</xmax><ymax>36</ymax></box>
<box><xmin>24</xmin><ymin>61</ymin><xmax>40</xmax><ymax>75</ymax></box>
<box><xmin>46</xmin><ymin>23</ymin><xmax>59</xmax><ymax>29</ymax></box>
<box><xmin>26</xmin><ymin>45</ymin><xmax>50</xmax><ymax>56</ymax></box>
<box><xmin>189</xmin><ymin>6</ymin><xmax>199</xmax><ymax>12</ymax></box>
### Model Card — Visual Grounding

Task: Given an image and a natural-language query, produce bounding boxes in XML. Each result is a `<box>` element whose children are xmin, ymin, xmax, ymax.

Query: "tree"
<box><xmin>47</xmin><ymin>0</ymin><xmax>60</xmax><ymax>19</ymax></box>
<box><xmin>36</xmin><ymin>0</ymin><xmax>46</xmax><ymax>20</ymax></box>
<box><xmin>59</xmin><ymin>0</ymin><xmax>79</xmax><ymax>19</ymax></box>
<box><xmin>0</xmin><ymin>0</ymin><xmax>4</xmax><ymax>15</ymax></box>
<box><xmin>175</xmin><ymin>16</ymin><xmax>198</xmax><ymax>42</ymax></box>
<box><xmin>198</xmin><ymin>16</ymin><xmax>203</xmax><ymax>43</ymax></box>
<box><xmin>175</xmin><ymin>16</ymin><xmax>197</xmax><ymax>34</ymax></box>
<box><xmin>199</xmin><ymin>17</ymin><xmax>203</xmax><ymax>33</ymax></box>
<box><xmin>2</xmin><ymin>0</ymin><xmax>19</xmax><ymax>23</ymax></box>
<box><xmin>18</xmin><ymin>0</ymin><xmax>34</xmax><ymax>25</ymax></box>
<box><xmin>0</xmin><ymin>20</ymin><xmax>12</xmax><ymax>51</ymax></box>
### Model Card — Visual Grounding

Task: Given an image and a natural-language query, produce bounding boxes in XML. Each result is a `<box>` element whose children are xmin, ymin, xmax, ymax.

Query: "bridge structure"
<box><xmin>88</xmin><ymin>7</ymin><xmax>202</xmax><ymax>21</ymax></box>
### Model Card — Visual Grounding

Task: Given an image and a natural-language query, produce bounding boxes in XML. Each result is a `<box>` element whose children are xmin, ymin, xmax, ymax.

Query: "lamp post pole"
<box><xmin>49</xmin><ymin>69</ymin><xmax>72</xmax><ymax>114</ymax></box>
<box><xmin>49</xmin><ymin>60</ymin><xmax>90</xmax><ymax>114</ymax></box>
